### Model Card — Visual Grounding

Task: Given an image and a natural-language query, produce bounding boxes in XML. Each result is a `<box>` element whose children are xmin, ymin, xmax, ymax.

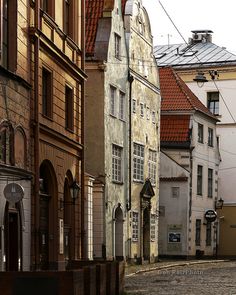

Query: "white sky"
<box><xmin>142</xmin><ymin>0</ymin><xmax>236</xmax><ymax>54</ymax></box>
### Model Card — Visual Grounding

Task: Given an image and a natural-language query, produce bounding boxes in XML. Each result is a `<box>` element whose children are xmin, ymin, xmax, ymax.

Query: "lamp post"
<box><xmin>214</xmin><ymin>197</ymin><xmax>224</xmax><ymax>259</ymax></box>
<box><xmin>70</xmin><ymin>181</ymin><xmax>80</xmax><ymax>203</ymax></box>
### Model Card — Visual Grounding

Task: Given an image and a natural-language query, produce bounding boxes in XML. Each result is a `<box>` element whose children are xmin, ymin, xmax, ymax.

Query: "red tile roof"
<box><xmin>159</xmin><ymin>67</ymin><xmax>217</xmax><ymax>120</ymax></box>
<box><xmin>161</xmin><ymin>115</ymin><xmax>191</xmax><ymax>143</ymax></box>
<box><xmin>85</xmin><ymin>0</ymin><xmax>127</xmax><ymax>56</ymax></box>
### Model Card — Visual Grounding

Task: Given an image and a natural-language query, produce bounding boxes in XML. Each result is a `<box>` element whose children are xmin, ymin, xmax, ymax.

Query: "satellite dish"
<box><xmin>4</xmin><ymin>183</ymin><xmax>24</xmax><ymax>204</ymax></box>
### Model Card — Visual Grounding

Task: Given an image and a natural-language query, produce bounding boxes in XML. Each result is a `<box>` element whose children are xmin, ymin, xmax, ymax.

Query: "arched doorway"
<box><xmin>4</xmin><ymin>201</ymin><xmax>22</xmax><ymax>271</ymax></box>
<box><xmin>114</xmin><ymin>206</ymin><xmax>123</xmax><ymax>260</ymax></box>
<box><xmin>39</xmin><ymin>160</ymin><xmax>57</xmax><ymax>270</ymax></box>
<box><xmin>63</xmin><ymin>171</ymin><xmax>74</xmax><ymax>265</ymax></box>
<box><xmin>143</xmin><ymin>207</ymin><xmax>150</xmax><ymax>260</ymax></box>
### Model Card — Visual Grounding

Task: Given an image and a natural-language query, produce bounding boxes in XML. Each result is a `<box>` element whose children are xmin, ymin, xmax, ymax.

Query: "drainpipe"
<box><xmin>127</xmin><ymin>72</ymin><xmax>133</xmax><ymax>211</ymax></box>
<box><xmin>80</xmin><ymin>0</ymin><xmax>85</xmax><ymax>259</ymax></box>
<box><xmin>33</xmin><ymin>0</ymin><xmax>40</xmax><ymax>270</ymax></box>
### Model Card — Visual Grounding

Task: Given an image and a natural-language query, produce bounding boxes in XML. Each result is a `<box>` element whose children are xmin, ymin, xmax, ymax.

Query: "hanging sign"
<box><xmin>4</xmin><ymin>183</ymin><xmax>24</xmax><ymax>204</ymax></box>
<box><xmin>205</xmin><ymin>209</ymin><xmax>217</xmax><ymax>222</ymax></box>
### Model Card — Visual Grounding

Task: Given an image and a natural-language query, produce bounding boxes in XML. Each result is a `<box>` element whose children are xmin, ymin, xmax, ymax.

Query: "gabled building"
<box><xmin>124</xmin><ymin>0</ymin><xmax>161</xmax><ymax>263</ymax></box>
<box><xmin>155</xmin><ymin>30</ymin><xmax>236</xmax><ymax>257</ymax></box>
<box><xmin>85</xmin><ymin>0</ymin><xmax>129</xmax><ymax>261</ymax></box>
<box><xmin>159</xmin><ymin>67</ymin><xmax>220</xmax><ymax>258</ymax></box>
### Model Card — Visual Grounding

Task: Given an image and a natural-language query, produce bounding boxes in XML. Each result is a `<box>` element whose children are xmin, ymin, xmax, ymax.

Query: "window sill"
<box><xmin>112</xmin><ymin>180</ymin><xmax>124</xmax><ymax>185</ymax></box>
<box><xmin>110</xmin><ymin>113</ymin><xmax>117</xmax><ymax>119</ymax></box>
<box><xmin>133</xmin><ymin>179</ymin><xmax>144</xmax><ymax>184</ymax></box>
<box><xmin>65</xmin><ymin>127</ymin><xmax>74</xmax><ymax>134</ymax></box>
<box><xmin>42</xmin><ymin>114</ymin><xmax>53</xmax><ymax>121</ymax></box>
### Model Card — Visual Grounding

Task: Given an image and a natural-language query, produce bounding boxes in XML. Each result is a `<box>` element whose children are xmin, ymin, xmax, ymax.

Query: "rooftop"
<box><xmin>154</xmin><ymin>31</ymin><xmax>236</xmax><ymax>68</ymax></box>
<box><xmin>159</xmin><ymin>67</ymin><xmax>218</xmax><ymax>120</ymax></box>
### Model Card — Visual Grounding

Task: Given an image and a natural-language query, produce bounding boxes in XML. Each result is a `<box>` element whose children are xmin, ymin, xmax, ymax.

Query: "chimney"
<box><xmin>189</xmin><ymin>30</ymin><xmax>213</xmax><ymax>44</ymax></box>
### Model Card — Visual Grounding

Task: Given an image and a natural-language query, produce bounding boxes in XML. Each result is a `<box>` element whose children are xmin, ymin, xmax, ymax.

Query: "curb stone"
<box><xmin>125</xmin><ymin>259</ymin><xmax>230</xmax><ymax>277</ymax></box>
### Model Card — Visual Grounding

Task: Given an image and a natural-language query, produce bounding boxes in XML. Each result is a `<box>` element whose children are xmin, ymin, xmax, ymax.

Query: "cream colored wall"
<box><xmin>125</xmin><ymin>0</ymin><xmax>161</xmax><ymax>261</ymax></box>
<box><xmin>100</xmin><ymin>0</ymin><xmax>129</xmax><ymax>260</ymax></box>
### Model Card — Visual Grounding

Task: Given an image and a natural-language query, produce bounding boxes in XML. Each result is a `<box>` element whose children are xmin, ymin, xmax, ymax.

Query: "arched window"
<box><xmin>14</xmin><ymin>127</ymin><xmax>26</xmax><ymax>169</ymax></box>
<box><xmin>0</xmin><ymin>121</ymin><xmax>14</xmax><ymax>165</ymax></box>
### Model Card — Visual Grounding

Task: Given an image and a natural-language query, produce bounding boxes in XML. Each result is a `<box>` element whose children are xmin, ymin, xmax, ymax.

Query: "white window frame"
<box><xmin>148</xmin><ymin>150</ymin><xmax>157</xmax><ymax>185</ymax></box>
<box><xmin>112</xmin><ymin>144</ymin><xmax>123</xmax><ymax>183</ymax></box>
<box><xmin>133</xmin><ymin>143</ymin><xmax>144</xmax><ymax>182</ymax></box>
<box><xmin>110</xmin><ymin>85</ymin><xmax>116</xmax><ymax>117</ymax></box>
<box><xmin>119</xmin><ymin>91</ymin><xmax>125</xmax><ymax>121</ymax></box>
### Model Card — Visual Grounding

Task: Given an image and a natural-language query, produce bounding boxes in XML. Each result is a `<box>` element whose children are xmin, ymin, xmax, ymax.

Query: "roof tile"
<box><xmin>160</xmin><ymin>115</ymin><xmax>190</xmax><ymax>142</ymax></box>
<box><xmin>159</xmin><ymin>67</ymin><xmax>217</xmax><ymax>120</ymax></box>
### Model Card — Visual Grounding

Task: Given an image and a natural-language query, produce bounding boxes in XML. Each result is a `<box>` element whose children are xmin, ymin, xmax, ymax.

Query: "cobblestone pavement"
<box><xmin>125</xmin><ymin>261</ymin><xmax>236</xmax><ymax>294</ymax></box>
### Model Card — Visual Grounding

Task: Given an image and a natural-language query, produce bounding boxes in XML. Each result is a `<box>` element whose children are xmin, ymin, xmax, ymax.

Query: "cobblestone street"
<box><xmin>125</xmin><ymin>261</ymin><xmax>236</xmax><ymax>294</ymax></box>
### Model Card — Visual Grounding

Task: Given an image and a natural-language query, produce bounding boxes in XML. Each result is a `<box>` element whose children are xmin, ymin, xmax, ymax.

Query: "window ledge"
<box><xmin>112</xmin><ymin>180</ymin><xmax>124</xmax><ymax>185</ymax></box>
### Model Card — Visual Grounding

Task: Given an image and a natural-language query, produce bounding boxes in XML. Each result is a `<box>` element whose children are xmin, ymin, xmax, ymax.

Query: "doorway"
<box><xmin>114</xmin><ymin>206</ymin><xmax>123</xmax><ymax>260</ymax></box>
<box><xmin>143</xmin><ymin>207</ymin><xmax>150</xmax><ymax>260</ymax></box>
<box><xmin>4</xmin><ymin>203</ymin><xmax>22</xmax><ymax>271</ymax></box>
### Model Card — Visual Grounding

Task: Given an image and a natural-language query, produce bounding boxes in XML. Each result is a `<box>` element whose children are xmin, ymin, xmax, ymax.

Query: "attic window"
<box><xmin>155</xmin><ymin>53</ymin><xmax>166</xmax><ymax>59</ymax></box>
<box><xmin>183</xmin><ymin>50</ymin><xmax>198</xmax><ymax>57</ymax></box>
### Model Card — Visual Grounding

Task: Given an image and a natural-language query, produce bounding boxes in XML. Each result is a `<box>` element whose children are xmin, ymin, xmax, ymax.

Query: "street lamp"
<box><xmin>193</xmin><ymin>70</ymin><xmax>219</xmax><ymax>87</ymax></box>
<box><xmin>70</xmin><ymin>181</ymin><xmax>80</xmax><ymax>202</ymax></box>
<box><xmin>215</xmin><ymin>197</ymin><xmax>224</xmax><ymax>210</ymax></box>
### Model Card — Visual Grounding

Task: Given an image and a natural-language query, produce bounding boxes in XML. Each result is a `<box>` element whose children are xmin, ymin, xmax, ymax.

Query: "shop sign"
<box><xmin>4</xmin><ymin>183</ymin><xmax>24</xmax><ymax>204</ymax></box>
<box><xmin>205</xmin><ymin>209</ymin><xmax>217</xmax><ymax>222</ymax></box>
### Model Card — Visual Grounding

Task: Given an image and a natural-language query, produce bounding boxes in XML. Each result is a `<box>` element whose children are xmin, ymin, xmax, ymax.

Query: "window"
<box><xmin>208</xmin><ymin>168</ymin><xmax>213</xmax><ymax>198</ymax></box>
<box><xmin>207</xmin><ymin>92</ymin><xmax>219</xmax><ymax>115</ymax></box>
<box><xmin>150</xmin><ymin>214</ymin><xmax>156</xmax><ymax>242</ymax></box>
<box><xmin>64</xmin><ymin>0</ymin><xmax>73</xmax><ymax>38</ymax></box>
<box><xmin>41</xmin><ymin>0</ymin><xmax>53</xmax><ymax>16</ymax></box>
<box><xmin>132</xmin><ymin>99</ymin><xmax>136</xmax><ymax>113</ymax></box>
<box><xmin>197</xmin><ymin>165</ymin><xmax>203</xmax><ymax>195</ymax></box>
<box><xmin>208</xmin><ymin>128</ymin><xmax>214</xmax><ymax>147</ymax></box>
<box><xmin>0</xmin><ymin>123</ymin><xmax>13</xmax><ymax>165</ymax></box>
<box><xmin>206</xmin><ymin>222</ymin><xmax>212</xmax><ymax>246</ymax></box>
<box><xmin>2</xmin><ymin>0</ymin><xmax>17</xmax><ymax>70</ymax></box>
<box><xmin>110</xmin><ymin>86</ymin><xmax>116</xmax><ymax>116</ymax></box>
<box><xmin>132</xmin><ymin>212</ymin><xmax>139</xmax><ymax>242</ymax></box>
<box><xmin>42</xmin><ymin>67</ymin><xmax>53</xmax><ymax>119</ymax></box>
<box><xmin>198</xmin><ymin>123</ymin><xmax>203</xmax><ymax>143</ymax></box>
<box><xmin>140</xmin><ymin>103</ymin><xmax>144</xmax><ymax>117</ymax></box>
<box><xmin>148</xmin><ymin>150</ymin><xmax>157</xmax><ymax>185</ymax></box>
<box><xmin>115</xmin><ymin>33</ymin><xmax>121</xmax><ymax>59</ymax></box>
<box><xmin>14</xmin><ymin>128</ymin><xmax>26</xmax><ymax>169</ymax></box>
<box><xmin>133</xmin><ymin>143</ymin><xmax>144</xmax><ymax>182</ymax></box>
<box><xmin>172</xmin><ymin>187</ymin><xmax>180</xmax><ymax>198</ymax></box>
<box><xmin>195</xmin><ymin>219</ymin><xmax>201</xmax><ymax>246</ymax></box>
<box><xmin>119</xmin><ymin>92</ymin><xmax>125</xmax><ymax>120</ymax></box>
<box><xmin>65</xmin><ymin>85</ymin><xmax>74</xmax><ymax>131</ymax></box>
<box><xmin>146</xmin><ymin>107</ymin><xmax>150</xmax><ymax>120</ymax></box>
<box><xmin>152</xmin><ymin>111</ymin><xmax>156</xmax><ymax>124</ymax></box>
<box><xmin>112</xmin><ymin>145</ymin><xmax>122</xmax><ymax>183</ymax></box>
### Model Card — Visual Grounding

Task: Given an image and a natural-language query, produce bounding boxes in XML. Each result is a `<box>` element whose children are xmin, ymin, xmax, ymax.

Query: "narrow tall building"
<box><xmin>124</xmin><ymin>0</ymin><xmax>161</xmax><ymax>263</ymax></box>
<box><xmin>29</xmin><ymin>1</ymin><xmax>86</xmax><ymax>270</ymax></box>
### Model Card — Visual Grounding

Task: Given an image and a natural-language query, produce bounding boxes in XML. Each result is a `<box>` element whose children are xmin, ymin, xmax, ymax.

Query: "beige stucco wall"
<box><xmin>125</xmin><ymin>0</ymin><xmax>161</xmax><ymax>261</ymax></box>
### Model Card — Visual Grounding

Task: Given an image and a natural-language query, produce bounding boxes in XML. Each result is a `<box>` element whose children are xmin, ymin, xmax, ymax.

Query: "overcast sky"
<box><xmin>142</xmin><ymin>0</ymin><xmax>236</xmax><ymax>54</ymax></box>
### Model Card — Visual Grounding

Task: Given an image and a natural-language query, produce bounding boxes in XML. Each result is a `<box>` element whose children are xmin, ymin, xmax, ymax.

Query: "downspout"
<box><xmin>127</xmin><ymin>72</ymin><xmax>133</xmax><ymax>211</ymax></box>
<box><xmin>80</xmin><ymin>0</ymin><xmax>85</xmax><ymax>259</ymax></box>
<box><xmin>33</xmin><ymin>0</ymin><xmax>40</xmax><ymax>270</ymax></box>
